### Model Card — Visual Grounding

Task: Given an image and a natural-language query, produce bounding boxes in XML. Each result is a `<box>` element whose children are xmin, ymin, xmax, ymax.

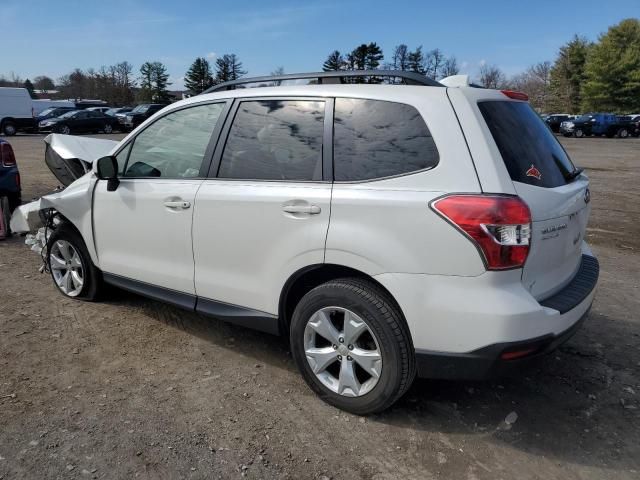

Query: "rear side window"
<box><xmin>478</xmin><ymin>101</ymin><xmax>577</xmax><ymax>188</ymax></box>
<box><xmin>333</xmin><ymin>98</ymin><xmax>438</xmax><ymax>181</ymax></box>
<box><xmin>218</xmin><ymin>100</ymin><xmax>325</xmax><ymax>181</ymax></box>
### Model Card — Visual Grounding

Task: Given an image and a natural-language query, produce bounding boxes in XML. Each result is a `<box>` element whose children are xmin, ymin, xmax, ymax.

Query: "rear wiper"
<box><xmin>566</xmin><ymin>167</ymin><xmax>584</xmax><ymax>182</ymax></box>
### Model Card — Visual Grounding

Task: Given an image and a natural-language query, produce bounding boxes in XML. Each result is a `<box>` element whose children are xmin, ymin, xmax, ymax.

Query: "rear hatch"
<box><xmin>473</xmin><ymin>96</ymin><xmax>590</xmax><ymax>300</ymax></box>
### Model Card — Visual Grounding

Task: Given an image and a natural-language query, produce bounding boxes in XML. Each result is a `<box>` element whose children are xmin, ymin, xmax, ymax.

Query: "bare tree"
<box><xmin>440</xmin><ymin>57</ymin><xmax>459</xmax><ymax>78</ymax></box>
<box><xmin>388</xmin><ymin>44</ymin><xmax>410</xmax><ymax>71</ymax></box>
<box><xmin>478</xmin><ymin>64</ymin><xmax>506</xmax><ymax>89</ymax></box>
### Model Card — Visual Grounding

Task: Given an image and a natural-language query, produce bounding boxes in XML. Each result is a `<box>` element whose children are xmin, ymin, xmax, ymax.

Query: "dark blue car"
<box><xmin>0</xmin><ymin>139</ymin><xmax>21</xmax><ymax>214</ymax></box>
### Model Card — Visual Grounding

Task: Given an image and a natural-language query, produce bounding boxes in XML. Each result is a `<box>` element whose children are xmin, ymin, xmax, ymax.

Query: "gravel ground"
<box><xmin>1</xmin><ymin>133</ymin><xmax>639</xmax><ymax>479</ymax></box>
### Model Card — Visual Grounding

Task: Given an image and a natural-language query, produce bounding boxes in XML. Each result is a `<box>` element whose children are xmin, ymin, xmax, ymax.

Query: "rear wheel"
<box><xmin>103</xmin><ymin>123</ymin><xmax>113</xmax><ymax>134</ymax></box>
<box><xmin>290</xmin><ymin>278</ymin><xmax>415</xmax><ymax>414</ymax></box>
<box><xmin>1</xmin><ymin>121</ymin><xmax>17</xmax><ymax>136</ymax></box>
<box><xmin>59</xmin><ymin>125</ymin><xmax>71</xmax><ymax>135</ymax></box>
<box><xmin>47</xmin><ymin>225</ymin><xmax>102</xmax><ymax>301</ymax></box>
<box><xmin>617</xmin><ymin>128</ymin><xmax>629</xmax><ymax>138</ymax></box>
<box><xmin>574</xmin><ymin>128</ymin><xmax>584</xmax><ymax>138</ymax></box>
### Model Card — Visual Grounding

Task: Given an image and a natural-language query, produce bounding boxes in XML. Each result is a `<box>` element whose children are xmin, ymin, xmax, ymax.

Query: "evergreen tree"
<box><xmin>323</xmin><ymin>51</ymin><xmax>344</xmax><ymax>71</ymax></box>
<box><xmin>407</xmin><ymin>46</ymin><xmax>426</xmax><ymax>74</ymax></box>
<box><xmin>548</xmin><ymin>36</ymin><xmax>592</xmax><ymax>113</ymax></box>
<box><xmin>138</xmin><ymin>61</ymin><xmax>171</xmax><ymax>102</ymax></box>
<box><xmin>582</xmin><ymin>18</ymin><xmax>640</xmax><ymax>112</ymax></box>
<box><xmin>184</xmin><ymin>57</ymin><xmax>214</xmax><ymax>94</ymax></box>
<box><xmin>364</xmin><ymin>42</ymin><xmax>383</xmax><ymax>70</ymax></box>
<box><xmin>215</xmin><ymin>54</ymin><xmax>247</xmax><ymax>83</ymax></box>
<box><xmin>23</xmin><ymin>79</ymin><xmax>36</xmax><ymax>98</ymax></box>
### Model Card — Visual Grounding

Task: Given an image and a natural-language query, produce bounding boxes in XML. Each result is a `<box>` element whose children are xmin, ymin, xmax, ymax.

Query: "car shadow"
<box><xmin>104</xmin><ymin>289</ymin><xmax>640</xmax><ymax>472</ymax></box>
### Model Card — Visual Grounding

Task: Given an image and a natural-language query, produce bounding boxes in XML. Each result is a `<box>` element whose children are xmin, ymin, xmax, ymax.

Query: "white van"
<box><xmin>0</xmin><ymin>87</ymin><xmax>35</xmax><ymax>135</ymax></box>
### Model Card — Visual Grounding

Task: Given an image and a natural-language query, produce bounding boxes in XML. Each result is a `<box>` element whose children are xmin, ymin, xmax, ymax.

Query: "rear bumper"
<box><xmin>374</xmin><ymin>246</ymin><xmax>599</xmax><ymax>380</ymax></box>
<box><xmin>414</xmin><ymin>305</ymin><xmax>590</xmax><ymax>380</ymax></box>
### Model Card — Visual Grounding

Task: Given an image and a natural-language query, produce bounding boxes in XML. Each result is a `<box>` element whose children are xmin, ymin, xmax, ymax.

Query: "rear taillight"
<box><xmin>501</xmin><ymin>90</ymin><xmax>529</xmax><ymax>101</ymax></box>
<box><xmin>0</xmin><ymin>142</ymin><xmax>17</xmax><ymax>167</ymax></box>
<box><xmin>431</xmin><ymin>194</ymin><xmax>531</xmax><ymax>270</ymax></box>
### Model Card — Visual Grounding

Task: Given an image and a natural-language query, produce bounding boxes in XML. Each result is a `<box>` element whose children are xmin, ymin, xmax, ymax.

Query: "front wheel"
<box><xmin>574</xmin><ymin>128</ymin><xmax>584</xmax><ymax>138</ymax></box>
<box><xmin>290</xmin><ymin>278</ymin><xmax>415</xmax><ymax>415</ymax></box>
<box><xmin>103</xmin><ymin>123</ymin><xmax>113</xmax><ymax>134</ymax></box>
<box><xmin>617</xmin><ymin>128</ymin><xmax>629</xmax><ymax>138</ymax></box>
<box><xmin>1</xmin><ymin>121</ymin><xmax>17</xmax><ymax>136</ymax></box>
<box><xmin>58</xmin><ymin>125</ymin><xmax>71</xmax><ymax>135</ymax></box>
<box><xmin>47</xmin><ymin>224</ymin><xmax>102</xmax><ymax>301</ymax></box>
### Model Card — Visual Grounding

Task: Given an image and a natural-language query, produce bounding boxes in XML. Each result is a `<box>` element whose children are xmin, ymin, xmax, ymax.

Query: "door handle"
<box><xmin>282</xmin><ymin>204</ymin><xmax>321</xmax><ymax>214</ymax></box>
<box><xmin>164</xmin><ymin>200</ymin><xmax>191</xmax><ymax>209</ymax></box>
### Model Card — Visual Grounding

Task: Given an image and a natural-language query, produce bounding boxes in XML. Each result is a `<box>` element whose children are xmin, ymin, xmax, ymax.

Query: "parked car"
<box><xmin>545</xmin><ymin>113</ymin><xmax>572</xmax><ymax>133</ymax></box>
<box><xmin>0</xmin><ymin>139</ymin><xmax>21</xmax><ymax>220</ymax></box>
<box><xmin>86</xmin><ymin>106</ymin><xmax>112</xmax><ymax>114</ymax></box>
<box><xmin>630</xmin><ymin>115</ymin><xmax>640</xmax><ymax>136</ymax></box>
<box><xmin>39</xmin><ymin>110</ymin><xmax>119</xmax><ymax>135</ymax></box>
<box><xmin>34</xmin><ymin>71</ymin><xmax>598</xmax><ymax>414</ymax></box>
<box><xmin>36</xmin><ymin>107</ymin><xmax>77</xmax><ymax>123</ymax></box>
<box><xmin>74</xmin><ymin>100</ymin><xmax>109</xmax><ymax>110</ymax></box>
<box><xmin>0</xmin><ymin>87</ymin><xmax>35</xmax><ymax>136</ymax></box>
<box><xmin>121</xmin><ymin>104</ymin><xmax>166</xmax><ymax>130</ymax></box>
<box><xmin>32</xmin><ymin>100</ymin><xmax>75</xmax><ymax>116</ymax></box>
<box><xmin>560</xmin><ymin>112</ymin><xmax>633</xmax><ymax>138</ymax></box>
<box><xmin>105</xmin><ymin>107</ymin><xmax>133</xmax><ymax>117</ymax></box>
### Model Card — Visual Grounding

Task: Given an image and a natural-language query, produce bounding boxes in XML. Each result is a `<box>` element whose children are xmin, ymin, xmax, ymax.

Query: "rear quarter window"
<box><xmin>478</xmin><ymin>101</ymin><xmax>577</xmax><ymax>188</ymax></box>
<box><xmin>333</xmin><ymin>98</ymin><xmax>438</xmax><ymax>181</ymax></box>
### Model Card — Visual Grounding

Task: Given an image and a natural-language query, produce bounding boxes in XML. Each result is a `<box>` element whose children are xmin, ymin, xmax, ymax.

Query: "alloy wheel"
<box><xmin>49</xmin><ymin>240</ymin><xmax>84</xmax><ymax>297</ymax></box>
<box><xmin>304</xmin><ymin>306</ymin><xmax>382</xmax><ymax>397</ymax></box>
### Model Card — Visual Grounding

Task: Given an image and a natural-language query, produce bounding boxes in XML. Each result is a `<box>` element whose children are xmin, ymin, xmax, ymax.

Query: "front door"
<box><xmin>193</xmin><ymin>98</ymin><xmax>332</xmax><ymax>318</ymax></box>
<box><xmin>92</xmin><ymin>101</ymin><xmax>228</xmax><ymax>296</ymax></box>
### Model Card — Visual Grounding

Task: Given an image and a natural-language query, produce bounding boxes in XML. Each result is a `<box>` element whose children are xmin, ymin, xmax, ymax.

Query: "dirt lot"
<box><xmin>1</xmin><ymin>133</ymin><xmax>639</xmax><ymax>479</ymax></box>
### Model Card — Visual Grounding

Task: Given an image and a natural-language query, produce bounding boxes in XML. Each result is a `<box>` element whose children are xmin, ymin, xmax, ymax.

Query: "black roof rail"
<box><xmin>201</xmin><ymin>70</ymin><xmax>443</xmax><ymax>94</ymax></box>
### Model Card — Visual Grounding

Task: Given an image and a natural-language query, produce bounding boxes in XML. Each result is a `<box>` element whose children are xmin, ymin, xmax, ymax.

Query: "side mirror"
<box><xmin>96</xmin><ymin>155</ymin><xmax>120</xmax><ymax>191</ymax></box>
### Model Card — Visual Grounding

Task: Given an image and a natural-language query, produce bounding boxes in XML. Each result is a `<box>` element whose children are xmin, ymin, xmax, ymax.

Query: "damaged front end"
<box><xmin>11</xmin><ymin>133</ymin><xmax>115</xmax><ymax>268</ymax></box>
<box><xmin>44</xmin><ymin>133</ymin><xmax>118</xmax><ymax>187</ymax></box>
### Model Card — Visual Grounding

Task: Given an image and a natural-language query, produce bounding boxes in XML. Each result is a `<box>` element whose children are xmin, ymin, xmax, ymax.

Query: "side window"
<box><xmin>123</xmin><ymin>102</ymin><xmax>225</xmax><ymax>178</ymax></box>
<box><xmin>115</xmin><ymin>143</ymin><xmax>131</xmax><ymax>175</ymax></box>
<box><xmin>333</xmin><ymin>98</ymin><xmax>439</xmax><ymax>181</ymax></box>
<box><xmin>218</xmin><ymin>99</ymin><xmax>325</xmax><ymax>181</ymax></box>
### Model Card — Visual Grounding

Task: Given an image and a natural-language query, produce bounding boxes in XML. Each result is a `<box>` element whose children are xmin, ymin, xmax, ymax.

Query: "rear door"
<box><xmin>449</xmin><ymin>89</ymin><xmax>590</xmax><ymax>300</ymax></box>
<box><xmin>192</xmin><ymin>97</ymin><xmax>332</xmax><ymax>319</ymax></box>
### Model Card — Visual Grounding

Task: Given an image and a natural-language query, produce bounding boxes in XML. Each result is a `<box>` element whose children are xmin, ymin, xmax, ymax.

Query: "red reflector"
<box><xmin>0</xmin><ymin>143</ymin><xmax>17</xmax><ymax>167</ymax></box>
<box><xmin>501</xmin><ymin>348</ymin><xmax>537</xmax><ymax>361</ymax></box>
<box><xmin>431</xmin><ymin>194</ymin><xmax>531</xmax><ymax>270</ymax></box>
<box><xmin>501</xmin><ymin>90</ymin><xmax>529</xmax><ymax>101</ymax></box>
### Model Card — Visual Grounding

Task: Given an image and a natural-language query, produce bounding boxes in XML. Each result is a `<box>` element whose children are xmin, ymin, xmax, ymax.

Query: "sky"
<box><xmin>1</xmin><ymin>0</ymin><xmax>638</xmax><ymax>90</ymax></box>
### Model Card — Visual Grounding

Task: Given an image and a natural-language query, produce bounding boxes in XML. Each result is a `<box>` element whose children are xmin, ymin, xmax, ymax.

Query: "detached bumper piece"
<box><xmin>416</xmin><ymin>254</ymin><xmax>599</xmax><ymax>380</ymax></box>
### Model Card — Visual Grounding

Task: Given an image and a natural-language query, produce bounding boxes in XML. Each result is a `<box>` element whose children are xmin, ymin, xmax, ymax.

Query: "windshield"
<box><xmin>575</xmin><ymin>115</ymin><xmax>593</xmax><ymax>122</ymax></box>
<box><xmin>132</xmin><ymin>105</ymin><xmax>150</xmax><ymax>113</ymax></box>
<box><xmin>478</xmin><ymin>101</ymin><xmax>578</xmax><ymax>188</ymax></box>
<box><xmin>38</xmin><ymin>108</ymin><xmax>56</xmax><ymax>117</ymax></box>
<box><xmin>59</xmin><ymin>111</ymin><xmax>78</xmax><ymax>119</ymax></box>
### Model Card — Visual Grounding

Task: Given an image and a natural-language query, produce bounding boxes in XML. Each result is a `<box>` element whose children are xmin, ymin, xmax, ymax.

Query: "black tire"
<box><xmin>1</xmin><ymin>121</ymin><xmax>17</xmax><ymax>136</ymax></box>
<box><xmin>574</xmin><ymin>128</ymin><xmax>584</xmax><ymax>138</ymax></box>
<box><xmin>617</xmin><ymin>128</ymin><xmax>629</xmax><ymax>138</ymax></box>
<box><xmin>290</xmin><ymin>277</ymin><xmax>415</xmax><ymax>415</ymax></box>
<box><xmin>47</xmin><ymin>223</ymin><xmax>103</xmax><ymax>301</ymax></box>
<box><xmin>1</xmin><ymin>196</ymin><xmax>11</xmax><ymax>236</ymax></box>
<box><xmin>58</xmin><ymin>125</ymin><xmax>71</xmax><ymax>135</ymax></box>
<box><xmin>6</xmin><ymin>192</ymin><xmax>21</xmax><ymax>213</ymax></box>
<box><xmin>103</xmin><ymin>123</ymin><xmax>113</xmax><ymax>134</ymax></box>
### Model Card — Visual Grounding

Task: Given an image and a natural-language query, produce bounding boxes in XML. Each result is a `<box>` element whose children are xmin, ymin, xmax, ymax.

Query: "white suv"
<box><xmin>37</xmin><ymin>71</ymin><xmax>599</xmax><ymax>414</ymax></box>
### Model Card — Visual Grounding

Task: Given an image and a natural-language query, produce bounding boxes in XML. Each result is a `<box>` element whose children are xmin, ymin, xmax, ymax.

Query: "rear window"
<box><xmin>479</xmin><ymin>101</ymin><xmax>578</xmax><ymax>188</ymax></box>
<box><xmin>333</xmin><ymin>98</ymin><xmax>438</xmax><ymax>181</ymax></box>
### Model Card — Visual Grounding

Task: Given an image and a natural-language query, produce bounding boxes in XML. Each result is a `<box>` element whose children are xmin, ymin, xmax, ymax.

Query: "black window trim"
<box><xmin>331</xmin><ymin>96</ymin><xmax>440</xmax><ymax>184</ymax></box>
<box><xmin>208</xmin><ymin>95</ymin><xmax>334</xmax><ymax>183</ymax></box>
<box><xmin>113</xmin><ymin>99</ymin><xmax>233</xmax><ymax>180</ymax></box>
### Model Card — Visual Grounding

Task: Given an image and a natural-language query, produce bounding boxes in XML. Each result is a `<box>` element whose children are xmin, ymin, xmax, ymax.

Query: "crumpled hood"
<box><xmin>43</xmin><ymin>134</ymin><xmax>119</xmax><ymax>186</ymax></box>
